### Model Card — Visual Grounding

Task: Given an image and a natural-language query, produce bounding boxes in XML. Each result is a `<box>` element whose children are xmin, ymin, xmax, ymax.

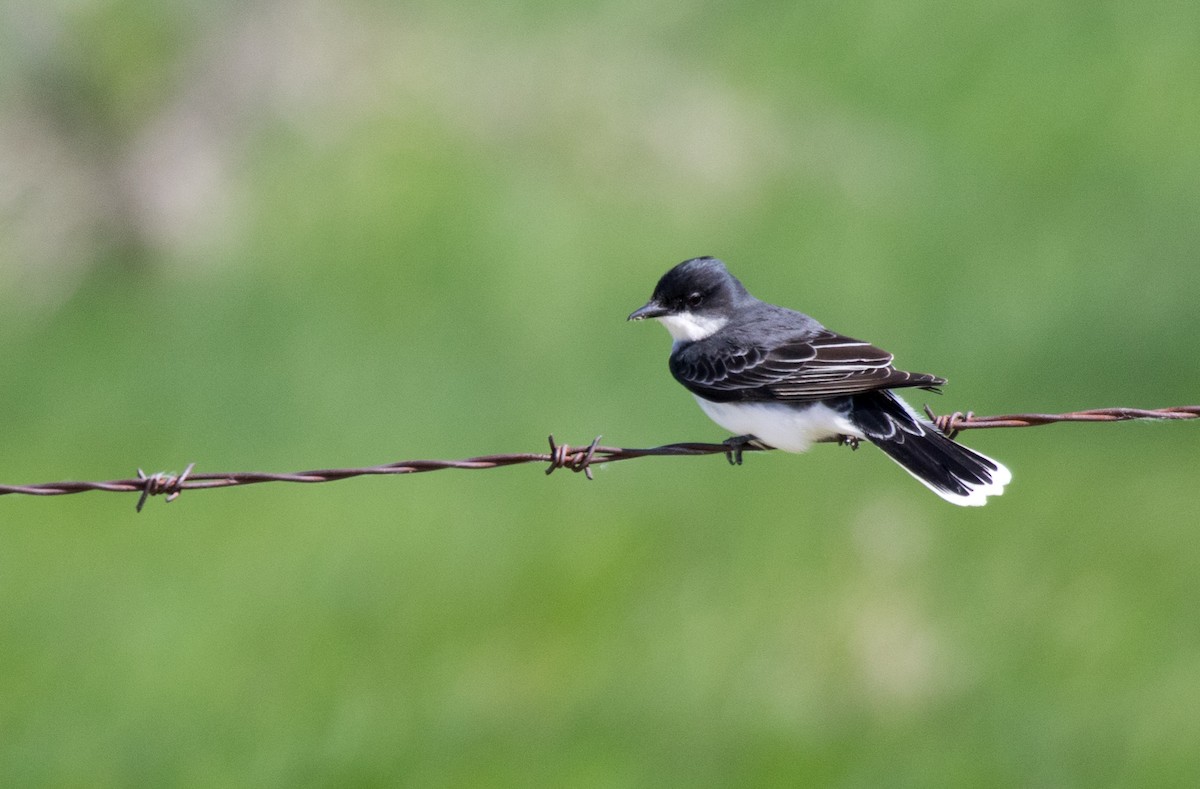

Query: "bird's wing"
<box><xmin>670</xmin><ymin>330</ymin><xmax>945</xmax><ymax>403</ymax></box>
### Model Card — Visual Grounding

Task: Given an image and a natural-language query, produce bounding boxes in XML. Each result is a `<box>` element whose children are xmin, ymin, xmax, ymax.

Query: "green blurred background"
<box><xmin>2</xmin><ymin>0</ymin><xmax>1199</xmax><ymax>785</ymax></box>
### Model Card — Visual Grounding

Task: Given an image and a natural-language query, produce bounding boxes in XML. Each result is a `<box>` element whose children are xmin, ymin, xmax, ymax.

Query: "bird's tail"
<box><xmin>851</xmin><ymin>390</ymin><xmax>1011</xmax><ymax>507</ymax></box>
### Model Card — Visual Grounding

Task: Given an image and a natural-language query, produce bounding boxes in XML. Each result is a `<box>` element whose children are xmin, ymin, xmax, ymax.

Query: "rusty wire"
<box><xmin>922</xmin><ymin>404</ymin><xmax>1200</xmax><ymax>438</ymax></box>
<box><xmin>0</xmin><ymin>404</ymin><xmax>1196</xmax><ymax>511</ymax></box>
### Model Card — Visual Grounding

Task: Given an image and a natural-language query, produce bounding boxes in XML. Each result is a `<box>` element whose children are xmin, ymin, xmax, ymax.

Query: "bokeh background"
<box><xmin>3</xmin><ymin>0</ymin><xmax>1199</xmax><ymax>785</ymax></box>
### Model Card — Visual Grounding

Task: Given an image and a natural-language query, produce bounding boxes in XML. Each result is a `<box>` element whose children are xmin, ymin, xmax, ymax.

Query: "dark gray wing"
<box><xmin>669</xmin><ymin>330</ymin><xmax>946</xmax><ymax>403</ymax></box>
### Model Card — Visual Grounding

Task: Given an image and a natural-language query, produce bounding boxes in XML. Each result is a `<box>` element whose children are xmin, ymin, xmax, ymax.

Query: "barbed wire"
<box><xmin>921</xmin><ymin>404</ymin><xmax>1200</xmax><ymax>437</ymax></box>
<box><xmin>1</xmin><ymin>404</ymin><xmax>1196</xmax><ymax>511</ymax></box>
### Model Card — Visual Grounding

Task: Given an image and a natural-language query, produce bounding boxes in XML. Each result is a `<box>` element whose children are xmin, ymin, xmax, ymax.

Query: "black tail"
<box><xmin>850</xmin><ymin>390</ymin><xmax>1011</xmax><ymax>507</ymax></box>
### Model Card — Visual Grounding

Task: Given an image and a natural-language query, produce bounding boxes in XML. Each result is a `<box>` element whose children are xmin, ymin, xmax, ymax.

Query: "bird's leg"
<box><xmin>836</xmin><ymin>434</ymin><xmax>861</xmax><ymax>451</ymax></box>
<box><xmin>722</xmin><ymin>434</ymin><xmax>761</xmax><ymax>466</ymax></box>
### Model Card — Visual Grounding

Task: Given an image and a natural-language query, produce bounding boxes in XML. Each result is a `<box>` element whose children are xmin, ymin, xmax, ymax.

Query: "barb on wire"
<box><xmin>0</xmin><ymin>404</ymin><xmax>1195</xmax><ymax>511</ymax></box>
<box><xmin>135</xmin><ymin>463</ymin><xmax>195</xmax><ymax>512</ymax></box>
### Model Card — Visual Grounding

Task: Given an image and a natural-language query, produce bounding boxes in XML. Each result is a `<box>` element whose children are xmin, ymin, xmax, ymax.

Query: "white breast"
<box><xmin>694</xmin><ymin>397</ymin><xmax>862</xmax><ymax>453</ymax></box>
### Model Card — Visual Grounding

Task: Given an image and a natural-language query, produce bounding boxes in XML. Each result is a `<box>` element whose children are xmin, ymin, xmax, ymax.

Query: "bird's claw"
<box><xmin>722</xmin><ymin>434</ymin><xmax>760</xmax><ymax>466</ymax></box>
<box><xmin>837</xmin><ymin>434</ymin><xmax>861</xmax><ymax>450</ymax></box>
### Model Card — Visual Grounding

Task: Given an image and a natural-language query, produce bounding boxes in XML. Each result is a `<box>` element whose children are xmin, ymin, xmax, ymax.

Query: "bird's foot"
<box><xmin>722</xmin><ymin>434</ymin><xmax>762</xmax><ymax>466</ymax></box>
<box><xmin>836</xmin><ymin>434</ymin><xmax>861</xmax><ymax>451</ymax></box>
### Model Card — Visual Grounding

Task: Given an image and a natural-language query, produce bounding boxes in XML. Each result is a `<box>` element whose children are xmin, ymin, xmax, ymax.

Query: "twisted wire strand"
<box><xmin>0</xmin><ymin>405</ymin><xmax>1195</xmax><ymax>511</ymax></box>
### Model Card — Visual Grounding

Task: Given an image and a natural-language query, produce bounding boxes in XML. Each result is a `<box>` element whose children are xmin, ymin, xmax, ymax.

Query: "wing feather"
<box><xmin>670</xmin><ymin>330</ymin><xmax>945</xmax><ymax>403</ymax></box>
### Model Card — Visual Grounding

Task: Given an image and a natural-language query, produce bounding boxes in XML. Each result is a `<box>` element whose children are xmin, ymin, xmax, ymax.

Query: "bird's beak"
<box><xmin>628</xmin><ymin>299</ymin><xmax>669</xmax><ymax>321</ymax></box>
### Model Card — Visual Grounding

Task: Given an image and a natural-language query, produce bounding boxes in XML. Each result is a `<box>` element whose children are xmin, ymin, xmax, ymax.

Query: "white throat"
<box><xmin>656</xmin><ymin>312</ymin><xmax>728</xmax><ymax>344</ymax></box>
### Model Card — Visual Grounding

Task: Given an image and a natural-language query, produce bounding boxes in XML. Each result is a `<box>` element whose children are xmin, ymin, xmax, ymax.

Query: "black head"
<box><xmin>628</xmin><ymin>257</ymin><xmax>753</xmax><ymax>342</ymax></box>
<box><xmin>628</xmin><ymin>257</ymin><xmax>750</xmax><ymax>321</ymax></box>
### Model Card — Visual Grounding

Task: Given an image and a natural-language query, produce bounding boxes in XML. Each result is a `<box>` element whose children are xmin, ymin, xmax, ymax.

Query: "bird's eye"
<box><xmin>686</xmin><ymin>292</ymin><xmax>704</xmax><ymax>308</ymax></box>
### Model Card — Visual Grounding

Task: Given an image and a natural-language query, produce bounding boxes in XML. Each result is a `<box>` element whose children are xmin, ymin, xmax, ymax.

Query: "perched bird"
<box><xmin>628</xmin><ymin>257</ymin><xmax>1010</xmax><ymax>506</ymax></box>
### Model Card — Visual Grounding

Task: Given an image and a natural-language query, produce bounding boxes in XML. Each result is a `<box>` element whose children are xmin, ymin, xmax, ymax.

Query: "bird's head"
<box><xmin>628</xmin><ymin>257</ymin><xmax>749</xmax><ymax>343</ymax></box>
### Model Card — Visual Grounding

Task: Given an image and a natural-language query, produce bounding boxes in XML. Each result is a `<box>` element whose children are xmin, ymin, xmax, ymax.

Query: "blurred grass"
<box><xmin>2</xmin><ymin>0</ymin><xmax>1200</xmax><ymax>786</ymax></box>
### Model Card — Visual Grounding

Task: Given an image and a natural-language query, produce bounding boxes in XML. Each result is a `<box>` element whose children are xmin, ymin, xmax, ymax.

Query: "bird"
<box><xmin>628</xmin><ymin>256</ymin><xmax>1011</xmax><ymax>506</ymax></box>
